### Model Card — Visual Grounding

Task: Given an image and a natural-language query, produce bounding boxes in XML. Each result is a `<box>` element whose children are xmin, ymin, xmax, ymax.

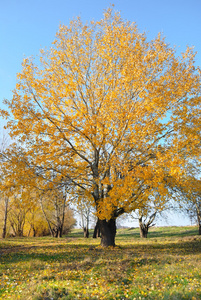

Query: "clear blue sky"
<box><xmin>0</xmin><ymin>0</ymin><xmax>200</xmax><ymax>226</ymax></box>
<box><xmin>1</xmin><ymin>0</ymin><xmax>201</xmax><ymax>104</ymax></box>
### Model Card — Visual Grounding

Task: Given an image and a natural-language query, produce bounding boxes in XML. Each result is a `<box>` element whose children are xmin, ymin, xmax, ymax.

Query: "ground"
<box><xmin>0</xmin><ymin>226</ymin><xmax>201</xmax><ymax>299</ymax></box>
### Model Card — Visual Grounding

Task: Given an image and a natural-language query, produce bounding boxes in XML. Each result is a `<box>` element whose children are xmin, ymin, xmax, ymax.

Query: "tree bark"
<box><xmin>139</xmin><ymin>216</ymin><xmax>148</xmax><ymax>238</ymax></box>
<box><xmin>84</xmin><ymin>227</ymin><xmax>89</xmax><ymax>238</ymax></box>
<box><xmin>33</xmin><ymin>226</ymin><xmax>36</xmax><ymax>237</ymax></box>
<box><xmin>138</xmin><ymin>212</ymin><xmax>156</xmax><ymax>238</ymax></box>
<box><xmin>2</xmin><ymin>198</ymin><xmax>9</xmax><ymax>238</ymax></box>
<box><xmin>196</xmin><ymin>208</ymin><xmax>201</xmax><ymax>235</ymax></box>
<box><xmin>99</xmin><ymin>219</ymin><xmax>116</xmax><ymax>247</ymax></box>
<box><xmin>58</xmin><ymin>225</ymin><xmax>63</xmax><ymax>237</ymax></box>
<box><xmin>93</xmin><ymin>219</ymin><xmax>101</xmax><ymax>238</ymax></box>
<box><xmin>40</xmin><ymin>197</ymin><xmax>55</xmax><ymax>237</ymax></box>
<box><xmin>139</xmin><ymin>224</ymin><xmax>148</xmax><ymax>238</ymax></box>
<box><xmin>198</xmin><ymin>223</ymin><xmax>201</xmax><ymax>235</ymax></box>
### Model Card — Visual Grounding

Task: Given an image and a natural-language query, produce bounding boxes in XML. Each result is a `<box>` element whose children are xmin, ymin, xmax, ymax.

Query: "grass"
<box><xmin>0</xmin><ymin>226</ymin><xmax>201</xmax><ymax>299</ymax></box>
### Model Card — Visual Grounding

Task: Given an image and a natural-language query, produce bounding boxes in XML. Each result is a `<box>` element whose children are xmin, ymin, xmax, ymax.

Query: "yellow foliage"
<box><xmin>1</xmin><ymin>8</ymin><xmax>201</xmax><ymax>223</ymax></box>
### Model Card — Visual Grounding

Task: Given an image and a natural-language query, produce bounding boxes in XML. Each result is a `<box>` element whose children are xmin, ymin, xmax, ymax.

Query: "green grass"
<box><xmin>0</xmin><ymin>226</ymin><xmax>201</xmax><ymax>299</ymax></box>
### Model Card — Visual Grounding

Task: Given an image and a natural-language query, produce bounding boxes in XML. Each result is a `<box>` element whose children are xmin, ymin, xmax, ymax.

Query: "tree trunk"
<box><xmin>99</xmin><ymin>219</ymin><xmax>116</xmax><ymax>247</ymax></box>
<box><xmin>196</xmin><ymin>209</ymin><xmax>201</xmax><ymax>235</ymax></box>
<box><xmin>58</xmin><ymin>225</ymin><xmax>63</xmax><ymax>238</ymax></box>
<box><xmin>84</xmin><ymin>227</ymin><xmax>89</xmax><ymax>238</ymax></box>
<box><xmin>139</xmin><ymin>224</ymin><xmax>148</xmax><ymax>238</ymax></box>
<box><xmin>2</xmin><ymin>219</ymin><xmax>7</xmax><ymax>238</ymax></box>
<box><xmin>40</xmin><ymin>197</ymin><xmax>55</xmax><ymax>237</ymax></box>
<box><xmin>10</xmin><ymin>222</ymin><xmax>16</xmax><ymax>236</ymax></box>
<box><xmin>198</xmin><ymin>211</ymin><xmax>201</xmax><ymax>235</ymax></box>
<box><xmin>33</xmin><ymin>226</ymin><xmax>36</xmax><ymax>237</ymax></box>
<box><xmin>198</xmin><ymin>223</ymin><xmax>201</xmax><ymax>235</ymax></box>
<box><xmin>93</xmin><ymin>219</ymin><xmax>101</xmax><ymax>238</ymax></box>
<box><xmin>139</xmin><ymin>217</ymin><xmax>148</xmax><ymax>238</ymax></box>
<box><xmin>2</xmin><ymin>198</ymin><xmax>9</xmax><ymax>238</ymax></box>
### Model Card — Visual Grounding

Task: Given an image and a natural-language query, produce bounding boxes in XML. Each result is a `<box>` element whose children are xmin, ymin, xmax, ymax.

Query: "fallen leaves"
<box><xmin>0</xmin><ymin>227</ymin><xmax>201</xmax><ymax>299</ymax></box>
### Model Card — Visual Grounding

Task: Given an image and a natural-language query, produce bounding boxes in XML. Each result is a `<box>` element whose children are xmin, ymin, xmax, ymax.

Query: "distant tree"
<box><xmin>179</xmin><ymin>173</ymin><xmax>201</xmax><ymax>235</ymax></box>
<box><xmin>138</xmin><ymin>211</ymin><xmax>157</xmax><ymax>238</ymax></box>
<box><xmin>8</xmin><ymin>191</ymin><xmax>30</xmax><ymax>237</ymax></box>
<box><xmin>26</xmin><ymin>205</ymin><xmax>49</xmax><ymax>237</ymax></box>
<box><xmin>130</xmin><ymin>205</ymin><xmax>158</xmax><ymax>238</ymax></box>
<box><xmin>39</xmin><ymin>185</ymin><xmax>75</xmax><ymax>238</ymax></box>
<box><xmin>0</xmin><ymin>133</ymin><xmax>11</xmax><ymax>238</ymax></box>
<box><xmin>74</xmin><ymin>191</ymin><xmax>96</xmax><ymax>238</ymax></box>
<box><xmin>184</xmin><ymin>198</ymin><xmax>201</xmax><ymax>233</ymax></box>
<box><xmin>0</xmin><ymin>194</ymin><xmax>10</xmax><ymax>238</ymax></box>
<box><xmin>62</xmin><ymin>207</ymin><xmax>77</xmax><ymax>235</ymax></box>
<box><xmin>78</xmin><ymin>202</ymin><xmax>91</xmax><ymax>238</ymax></box>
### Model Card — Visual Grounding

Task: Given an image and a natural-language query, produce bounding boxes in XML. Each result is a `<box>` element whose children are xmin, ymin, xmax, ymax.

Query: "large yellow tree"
<box><xmin>2</xmin><ymin>9</ymin><xmax>201</xmax><ymax>246</ymax></box>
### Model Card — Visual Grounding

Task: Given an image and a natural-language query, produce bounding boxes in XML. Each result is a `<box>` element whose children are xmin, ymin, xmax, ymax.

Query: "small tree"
<box><xmin>79</xmin><ymin>202</ymin><xmax>90</xmax><ymax>238</ymax></box>
<box><xmin>170</xmin><ymin>161</ymin><xmax>201</xmax><ymax>235</ymax></box>
<box><xmin>39</xmin><ymin>186</ymin><xmax>74</xmax><ymax>238</ymax></box>
<box><xmin>138</xmin><ymin>211</ymin><xmax>157</xmax><ymax>238</ymax></box>
<box><xmin>0</xmin><ymin>136</ymin><xmax>12</xmax><ymax>238</ymax></box>
<box><xmin>180</xmin><ymin>178</ymin><xmax>201</xmax><ymax>235</ymax></box>
<box><xmin>74</xmin><ymin>193</ymin><xmax>95</xmax><ymax>238</ymax></box>
<box><xmin>0</xmin><ymin>194</ymin><xmax>10</xmax><ymax>238</ymax></box>
<box><xmin>8</xmin><ymin>194</ymin><xmax>28</xmax><ymax>237</ymax></box>
<box><xmin>62</xmin><ymin>207</ymin><xmax>76</xmax><ymax>235</ymax></box>
<box><xmin>130</xmin><ymin>206</ymin><xmax>158</xmax><ymax>238</ymax></box>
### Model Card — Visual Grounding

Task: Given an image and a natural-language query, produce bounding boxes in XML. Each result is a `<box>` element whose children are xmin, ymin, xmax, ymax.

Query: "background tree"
<box><xmin>173</xmin><ymin>162</ymin><xmax>201</xmax><ymax>235</ymax></box>
<box><xmin>62</xmin><ymin>207</ymin><xmax>77</xmax><ymax>235</ymax></box>
<box><xmin>0</xmin><ymin>193</ymin><xmax>10</xmax><ymax>238</ymax></box>
<box><xmin>8</xmin><ymin>193</ymin><xmax>28</xmax><ymax>237</ymax></box>
<box><xmin>39</xmin><ymin>185</ymin><xmax>75</xmax><ymax>238</ymax></box>
<box><xmin>1</xmin><ymin>8</ymin><xmax>200</xmax><ymax>246</ymax></box>
<box><xmin>183</xmin><ymin>196</ymin><xmax>201</xmax><ymax>234</ymax></box>
<box><xmin>131</xmin><ymin>207</ymin><xmax>157</xmax><ymax>238</ymax></box>
<box><xmin>73</xmin><ymin>190</ymin><xmax>96</xmax><ymax>238</ymax></box>
<box><xmin>77</xmin><ymin>201</ymin><xmax>90</xmax><ymax>238</ymax></box>
<box><xmin>0</xmin><ymin>133</ymin><xmax>12</xmax><ymax>238</ymax></box>
<box><xmin>0</xmin><ymin>144</ymin><xmax>76</xmax><ymax>237</ymax></box>
<box><xmin>25</xmin><ymin>203</ymin><xmax>49</xmax><ymax>237</ymax></box>
<box><xmin>130</xmin><ymin>196</ymin><xmax>170</xmax><ymax>238</ymax></box>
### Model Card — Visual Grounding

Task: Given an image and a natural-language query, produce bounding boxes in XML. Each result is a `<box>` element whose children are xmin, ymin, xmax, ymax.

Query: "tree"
<box><xmin>1</xmin><ymin>8</ymin><xmax>201</xmax><ymax>246</ymax></box>
<box><xmin>39</xmin><ymin>183</ymin><xmax>76</xmax><ymax>238</ymax></box>
<box><xmin>8</xmin><ymin>194</ymin><xmax>27</xmax><ymax>237</ymax></box>
<box><xmin>0</xmin><ymin>193</ymin><xmax>10</xmax><ymax>238</ymax></box>
<box><xmin>130</xmin><ymin>195</ymin><xmax>170</xmax><ymax>238</ymax></box>
<box><xmin>0</xmin><ymin>159</ymin><xmax>15</xmax><ymax>238</ymax></box>
<box><xmin>0</xmin><ymin>133</ymin><xmax>12</xmax><ymax>238</ymax></box>
<box><xmin>62</xmin><ymin>207</ymin><xmax>76</xmax><ymax>235</ymax></box>
<box><xmin>26</xmin><ymin>203</ymin><xmax>46</xmax><ymax>237</ymax></box>
<box><xmin>174</xmin><ymin>162</ymin><xmax>201</xmax><ymax>235</ymax></box>
<box><xmin>184</xmin><ymin>195</ymin><xmax>201</xmax><ymax>234</ymax></box>
<box><xmin>131</xmin><ymin>208</ymin><xmax>157</xmax><ymax>238</ymax></box>
<box><xmin>0</xmin><ymin>142</ymin><xmax>76</xmax><ymax>237</ymax></box>
<box><xmin>73</xmin><ymin>191</ymin><xmax>95</xmax><ymax>238</ymax></box>
<box><xmin>77</xmin><ymin>201</ymin><xmax>91</xmax><ymax>238</ymax></box>
<box><xmin>93</xmin><ymin>218</ymin><xmax>101</xmax><ymax>238</ymax></box>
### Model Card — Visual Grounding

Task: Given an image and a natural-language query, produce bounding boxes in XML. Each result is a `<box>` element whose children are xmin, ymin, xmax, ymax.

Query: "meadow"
<box><xmin>0</xmin><ymin>226</ymin><xmax>201</xmax><ymax>300</ymax></box>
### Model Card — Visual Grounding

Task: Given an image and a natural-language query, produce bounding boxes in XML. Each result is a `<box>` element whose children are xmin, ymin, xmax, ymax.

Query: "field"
<box><xmin>0</xmin><ymin>226</ymin><xmax>201</xmax><ymax>300</ymax></box>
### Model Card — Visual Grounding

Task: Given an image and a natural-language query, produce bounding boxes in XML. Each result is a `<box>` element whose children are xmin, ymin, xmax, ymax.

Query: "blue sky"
<box><xmin>0</xmin><ymin>0</ymin><xmax>200</xmax><ymax>226</ymax></box>
<box><xmin>1</xmin><ymin>0</ymin><xmax>201</xmax><ymax>104</ymax></box>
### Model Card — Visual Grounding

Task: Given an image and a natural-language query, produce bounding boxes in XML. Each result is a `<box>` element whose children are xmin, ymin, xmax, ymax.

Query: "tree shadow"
<box><xmin>1</xmin><ymin>236</ymin><xmax>201</xmax><ymax>266</ymax></box>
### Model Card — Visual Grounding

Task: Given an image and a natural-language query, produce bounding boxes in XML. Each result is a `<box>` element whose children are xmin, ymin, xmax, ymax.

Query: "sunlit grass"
<box><xmin>0</xmin><ymin>226</ymin><xmax>200</xmax><ymax>299</ymax></box>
